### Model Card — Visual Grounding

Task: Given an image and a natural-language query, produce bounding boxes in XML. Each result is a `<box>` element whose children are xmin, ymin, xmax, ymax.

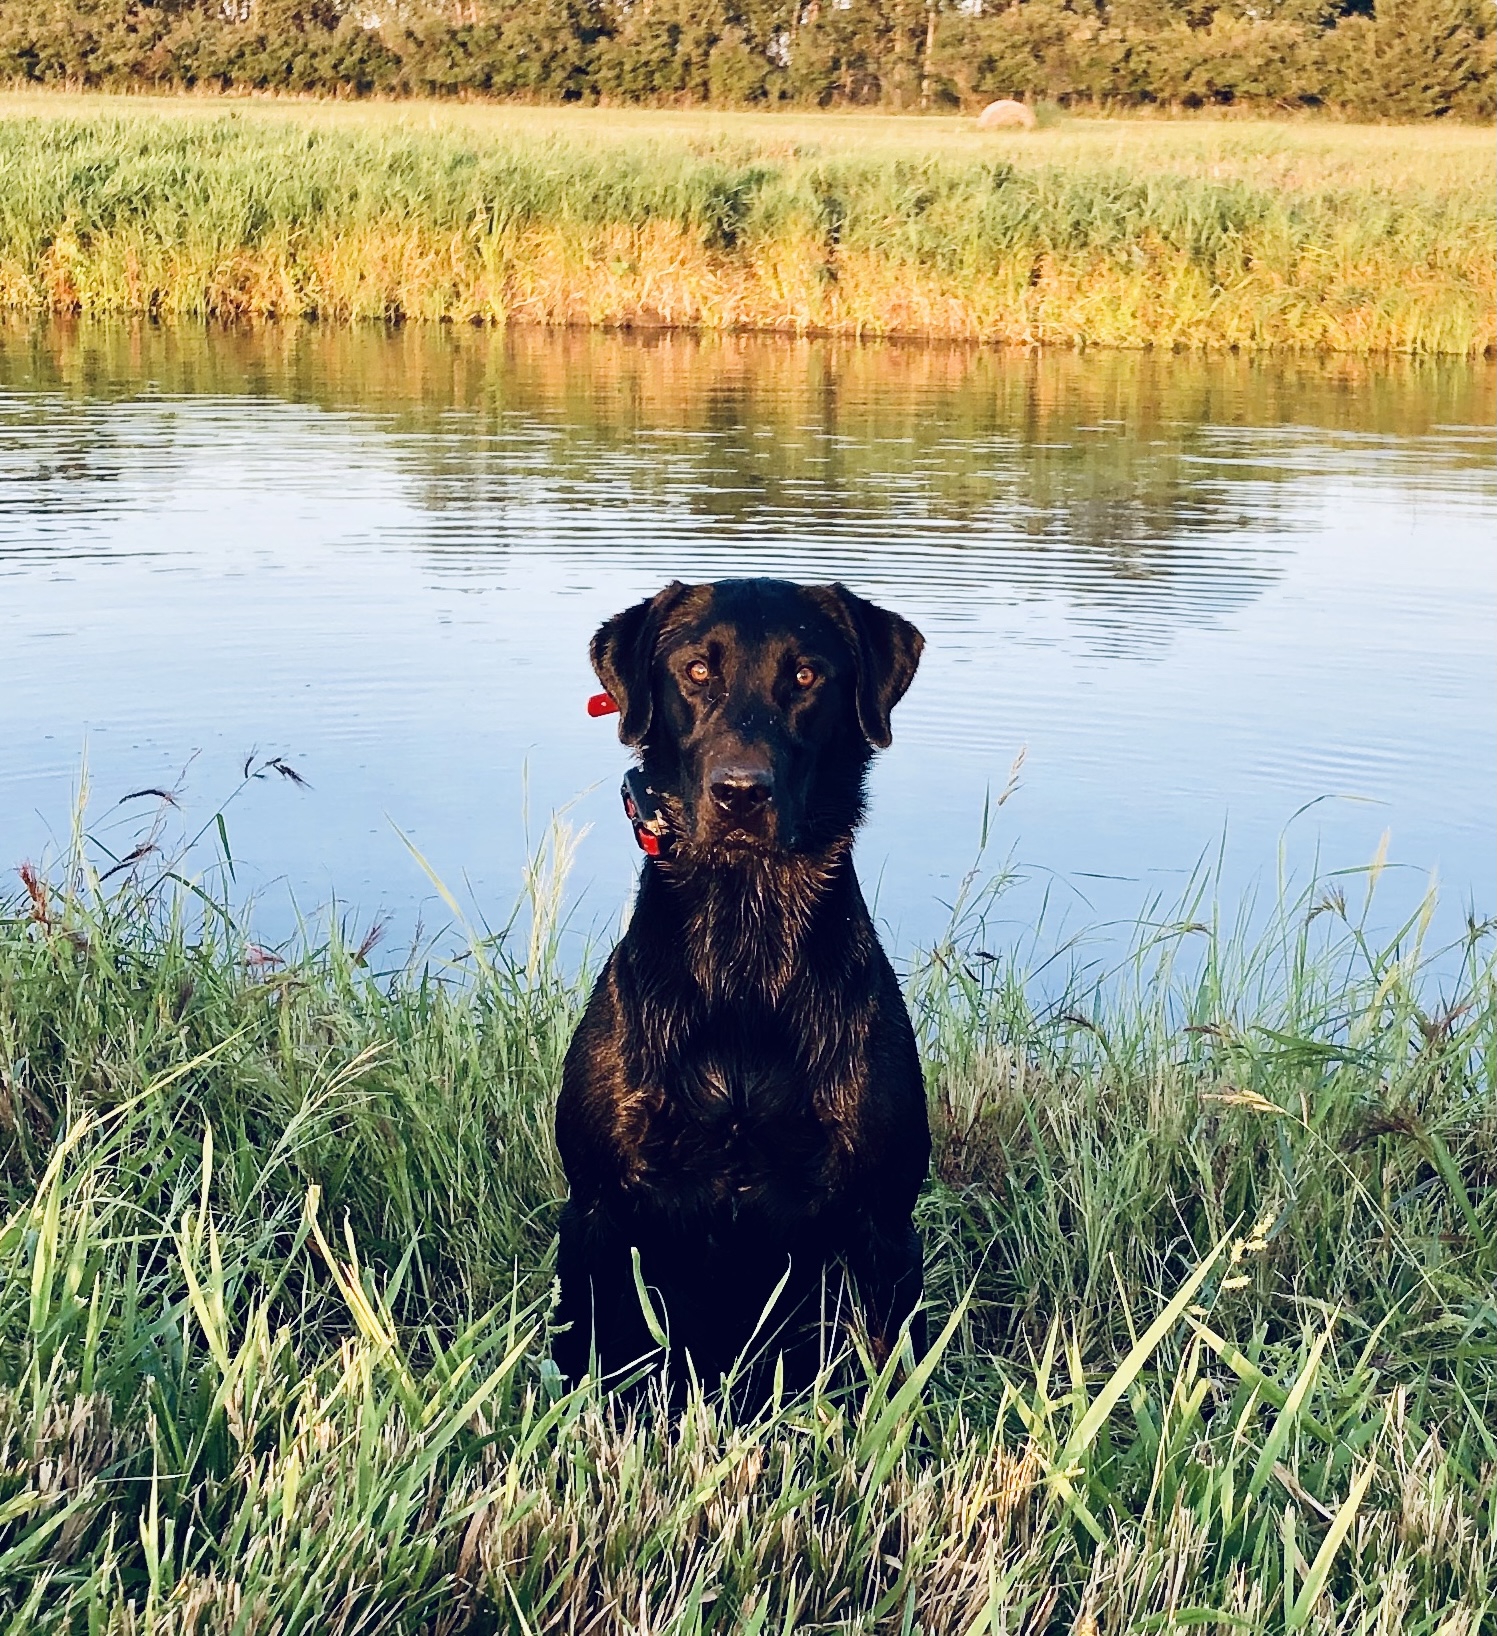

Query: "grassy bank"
<box><xmin>0</xmin><ymin>819</ymin><xmax>1493</xmax><ymax>1631</ymax></box>
<box><xmin>0</xmin><ymin>96</ymin><xmax>1492</xmax><ymax>352</ymax></box>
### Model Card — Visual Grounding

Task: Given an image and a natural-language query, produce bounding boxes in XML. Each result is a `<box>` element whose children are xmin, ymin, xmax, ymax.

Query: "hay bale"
<box><xmin>976</xmin><ymin>99</ymin><xmax>1037</xmax><ymax>131</ymax></box>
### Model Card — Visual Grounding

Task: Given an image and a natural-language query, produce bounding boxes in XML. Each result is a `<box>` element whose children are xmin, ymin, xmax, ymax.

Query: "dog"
<box><xmin>552</xmin><ymin>578</ymin><xmax>929</xmax><ymax>1402</ymax></box>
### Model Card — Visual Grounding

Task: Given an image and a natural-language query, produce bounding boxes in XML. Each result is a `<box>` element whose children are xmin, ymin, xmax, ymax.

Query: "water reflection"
<box><xmin>1</xmin><ymin>319</ymin><xmax>1492</xmax><ymax>966</ymax></box>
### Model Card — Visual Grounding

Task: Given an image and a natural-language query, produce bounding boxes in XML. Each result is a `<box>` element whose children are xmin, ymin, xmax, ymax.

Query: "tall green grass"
<box><xmin>0</xmin><ymin>106</ymin><xmax>1492</xmax><ymax>352</ymax></box>
<box><xmin>0</xmin><ymin>803</ymin><xmax>1492</xmax><ymax>1630</ymax></box>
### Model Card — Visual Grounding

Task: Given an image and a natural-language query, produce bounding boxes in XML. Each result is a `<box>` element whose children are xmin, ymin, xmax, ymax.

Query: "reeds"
<box><xmin>0</xmin><ymin>106</ymin><xmax>1492</xmax><ymax>353</ymax></box>
<box><xmin>0</xmin><ymin>804</ymin><xmax>1492</xmax><ymax>1630</ymax></box>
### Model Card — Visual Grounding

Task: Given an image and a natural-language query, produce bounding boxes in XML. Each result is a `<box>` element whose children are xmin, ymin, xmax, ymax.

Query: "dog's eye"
<box><xmin>795</xmin><ymin>665</ymin><xmax>817</xmax><ymax>688</ymax></box>
<box><xmin>686</xmin><ymin>660</ymin><xmax>711</xmax><ymax>686</ymax></box>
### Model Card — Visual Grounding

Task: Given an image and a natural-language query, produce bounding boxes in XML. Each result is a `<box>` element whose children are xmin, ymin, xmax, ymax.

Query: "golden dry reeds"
<box><xmin>0</xmin><ymin>102</ymin><xmax>1492</xmax><ymax>353</ymax></box>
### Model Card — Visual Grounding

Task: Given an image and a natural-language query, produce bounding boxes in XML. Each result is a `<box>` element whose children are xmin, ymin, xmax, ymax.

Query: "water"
<box><xmin>2</xmin><ymin>321</ymin><xmax>1492</xmax><ymax>975</ymax></box>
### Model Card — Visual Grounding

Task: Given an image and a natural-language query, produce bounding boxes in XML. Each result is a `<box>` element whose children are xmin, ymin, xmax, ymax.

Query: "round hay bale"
<box><xmin>976</xmin><ymin>99</ymin><xmax>1037</xmax><ymax>131</ymax></box>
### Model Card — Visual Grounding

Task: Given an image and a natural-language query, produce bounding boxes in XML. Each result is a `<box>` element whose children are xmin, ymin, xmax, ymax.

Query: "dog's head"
<box><xmin>590</xmin><ymin>578</ymin><xmax>923</xmax><ymax>858</ymax></box>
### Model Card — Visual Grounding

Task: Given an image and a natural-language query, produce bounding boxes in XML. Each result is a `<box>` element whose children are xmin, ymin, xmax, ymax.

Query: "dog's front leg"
<box><xmin>553</xmin><ymin>1198</ymin><xmax>664</xmax><ymax>1387</ymax></box>
<box><xmin>847</xmin><ymin>1215</ymin><xmax>926</xmax><ymax>1365</ymax></box>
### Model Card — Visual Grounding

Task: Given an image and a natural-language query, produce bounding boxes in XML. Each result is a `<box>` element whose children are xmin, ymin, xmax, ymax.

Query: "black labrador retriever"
<box><xmin>553</xmin><ymin>578</ymin><xmax>929</xmax><ymax>1401</ymax></box>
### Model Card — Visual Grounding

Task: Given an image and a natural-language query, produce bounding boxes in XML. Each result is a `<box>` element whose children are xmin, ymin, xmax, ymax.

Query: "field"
<box><xmin>0</xmin><ymin>91</ymin><xmax>1493</xmax><ymax>353</ymax></box>
<box><xmin>1</xmin><ymin>807</ymin><xmax>1493</xmax><ymax>1632</ymax></box>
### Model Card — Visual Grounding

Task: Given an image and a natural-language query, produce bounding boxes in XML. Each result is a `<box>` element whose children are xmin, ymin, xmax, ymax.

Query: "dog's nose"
<box><xmin>708</xmin><ymin>765</ymin><xmax>773</xmax><ymax>823</ymax></box>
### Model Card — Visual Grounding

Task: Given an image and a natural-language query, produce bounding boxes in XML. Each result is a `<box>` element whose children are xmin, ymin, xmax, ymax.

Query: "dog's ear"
<box><xmin>590</xmin><ymin>581</ymin><xmax>690</xmax><ymax>747</ymax></box>
<box><xmin>817</xmin><ymin>585</ymin><xmax>924</xmax><ymax>749</ymax></box>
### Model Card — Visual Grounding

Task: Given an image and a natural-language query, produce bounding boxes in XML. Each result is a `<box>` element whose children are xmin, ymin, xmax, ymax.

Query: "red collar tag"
<box><xmin>587</xmin><ymin>692</ymin><xmax>620</xmax><ymax>717</ymax></box>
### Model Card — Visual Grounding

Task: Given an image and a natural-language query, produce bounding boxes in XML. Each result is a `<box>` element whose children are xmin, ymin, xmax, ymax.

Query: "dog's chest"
<box><xmin>628</xmin><ymin>1043</ymin><xmax>843</xmax><ymax>1234</ymax></box>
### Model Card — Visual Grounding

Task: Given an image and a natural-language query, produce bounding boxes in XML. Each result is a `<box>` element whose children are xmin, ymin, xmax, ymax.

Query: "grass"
<box><xmin>0</xmin><ymin>794</ymin><xmax>1493</xmax><ymax>1632</ymax></box>
<box><xmin>0</xmin><ymin>92</ymin><xmax>1492</xmax><ymax>353</ymax></box>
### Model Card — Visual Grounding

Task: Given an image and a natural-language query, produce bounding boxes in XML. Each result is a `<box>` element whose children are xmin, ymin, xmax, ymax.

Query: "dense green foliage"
<box><xmin>0</xmin><ymin>804</ymin><xmax>1493</xmax><ymax>1628</ymax></box>
<box><xmin>0</xmin><ymin>0</ymin><xmax>1493</xmax><ymax>117</ymax></box>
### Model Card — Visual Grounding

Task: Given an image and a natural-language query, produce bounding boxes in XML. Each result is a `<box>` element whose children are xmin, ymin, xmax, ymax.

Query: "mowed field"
<box><xmin>0</xmin><ymin>90</ymin><xmax>1492</xmax><ymax>351</ymax></box>
<box><xmin>5</xmin><ymin>89</ymin><xmax>1492</xmax><ymax>178</ymax></box>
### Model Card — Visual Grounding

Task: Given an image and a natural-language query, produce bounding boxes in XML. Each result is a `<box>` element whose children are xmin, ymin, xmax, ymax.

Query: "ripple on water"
<box><xmin>0</xmin><ymin>325</ymin><xmax>1492</xmax><ymax>968</ymax></box>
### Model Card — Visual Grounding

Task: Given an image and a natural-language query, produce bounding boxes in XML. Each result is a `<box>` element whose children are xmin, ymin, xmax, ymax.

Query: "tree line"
<box><xmin>2</xmin><ymin>0</ymin><xmax>1492</xmax><ymax>118</ymax></box>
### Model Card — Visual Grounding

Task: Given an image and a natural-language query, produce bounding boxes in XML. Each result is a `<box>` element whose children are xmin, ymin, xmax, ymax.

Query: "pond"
<box><xmin>2</xmin><ymin>322</ymin><xmax>1492</xmax><ymax>978</ymax></box>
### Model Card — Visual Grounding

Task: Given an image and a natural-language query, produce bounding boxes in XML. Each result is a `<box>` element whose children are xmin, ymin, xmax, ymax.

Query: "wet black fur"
<box><xmin>553</xmin><ymin>578</ymin><xmax>930</xmax><ymax>1402</ymax></box>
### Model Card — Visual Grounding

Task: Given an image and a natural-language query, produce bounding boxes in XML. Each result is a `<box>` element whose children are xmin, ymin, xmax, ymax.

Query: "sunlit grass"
<box><xmin>2</xmin><ymin>89</ymin><xmax>1493</xmax><ymax>192</ymax></box>
<box><xmin>0</xmin><ymin>96</ymin><xmax>1491</xmax><ymax>353</ymax></box>
<box><xmin>0</xmin><ymin>794</ymin><xmax>1492</xmax><ymax>1629</ymax></box>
